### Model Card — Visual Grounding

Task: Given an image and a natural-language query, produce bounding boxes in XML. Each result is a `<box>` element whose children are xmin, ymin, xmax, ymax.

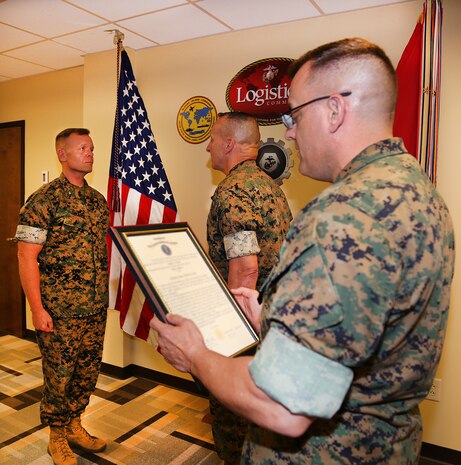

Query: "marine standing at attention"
<box><xmin>16</xmin><ymin>128</ymin><xmax>109</xmax><ymax>465</ymax></box>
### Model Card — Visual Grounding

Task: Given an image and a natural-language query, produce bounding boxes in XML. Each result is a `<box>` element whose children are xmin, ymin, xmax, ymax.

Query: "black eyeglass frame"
<box><xmin>280</xmin><ymin>91</ymin><xmax>352</xmax><ymax>129</ymax></box>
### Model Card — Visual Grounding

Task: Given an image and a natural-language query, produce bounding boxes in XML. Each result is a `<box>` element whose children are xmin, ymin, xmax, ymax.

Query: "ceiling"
<box><xmin>0</xmin><ymin>0</ymin><xmax>415</xmax><ymax>82</ymax></box>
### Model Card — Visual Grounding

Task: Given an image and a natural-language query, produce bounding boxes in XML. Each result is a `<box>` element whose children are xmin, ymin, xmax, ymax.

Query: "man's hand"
<box><xmin>149</xmin><ymin>314</ymin><xmax>207</xmax><ymax>373</ymax></box>
<box><xmin>231</xmin><ymin>287</ymin><xmax>262</xmax><ymax>333</ymax></box>
<box><xmin>32</xmin><ymin>307</ymin><xmax>53</xmax><ymax>332</ymax></box>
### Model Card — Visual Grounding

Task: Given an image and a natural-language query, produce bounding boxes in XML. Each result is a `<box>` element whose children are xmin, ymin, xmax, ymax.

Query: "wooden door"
<box><xmin>0</xmin><ymin>122</ymin><xmax>25</xmax><ymax>337</ymax></box>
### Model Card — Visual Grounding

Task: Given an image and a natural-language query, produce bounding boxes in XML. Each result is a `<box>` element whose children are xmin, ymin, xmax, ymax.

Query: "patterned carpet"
<box><xmin>0</xmin><ymin>334</ymin><xmax>222</xmax><ymax>465</ymax></box>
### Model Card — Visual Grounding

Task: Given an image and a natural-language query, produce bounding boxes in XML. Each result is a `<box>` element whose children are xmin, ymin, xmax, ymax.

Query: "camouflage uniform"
<box><xmin>207</xmin><ymin>160</ymin><xmax>292</xmax><ymax>465</ymax></box>
<box><xmin>16</xmin><ymin>173</ymin><xmax>109</xmax><ymax>426</ymax></box>
<box><xmin>207</xmin><ymin>160</ymin><xmax>292</xmax><ymax>289</ymax></box>
<box><xmin>243</xmin><ymin>139</ymin><xmax>455</xmax><ymax>465</ymax></box>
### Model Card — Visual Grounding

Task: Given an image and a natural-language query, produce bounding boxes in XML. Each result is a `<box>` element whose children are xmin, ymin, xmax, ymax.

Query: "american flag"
<box><xmin>108</xmin><ymin>49</ymin><xmax>178</xmax><ymax>340</ymax></box>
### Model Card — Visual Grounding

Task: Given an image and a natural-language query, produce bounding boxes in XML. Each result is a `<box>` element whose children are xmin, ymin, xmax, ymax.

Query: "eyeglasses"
<box><xmin>280</xmin><ymin>91</ymin><xmax>352</xmax><ymax>129</ymax></box>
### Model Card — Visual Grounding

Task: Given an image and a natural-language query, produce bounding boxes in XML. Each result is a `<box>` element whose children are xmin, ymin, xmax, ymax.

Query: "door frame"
<box><xmin>0</xmin><ymin>120</ymin><xmax>26</xmax><ymax>337</ymax></box>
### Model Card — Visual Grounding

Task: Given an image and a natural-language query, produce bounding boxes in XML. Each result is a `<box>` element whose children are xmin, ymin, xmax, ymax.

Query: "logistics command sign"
<box><xmin>226</xmin><ymin>57</ymin><xmax>293</xmax><ymax>125</ymax></box>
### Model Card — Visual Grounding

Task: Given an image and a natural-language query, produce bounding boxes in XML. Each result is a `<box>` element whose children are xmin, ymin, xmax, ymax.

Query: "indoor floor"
<box><xmin>0</xmin><ymin>334</ymin><xmax>221</xmax><ymax>464</ymax></box>
<box><xmin>0</xmin><ymin>334</ymin><xmax>452</xmax><ymax>465</ymax></box>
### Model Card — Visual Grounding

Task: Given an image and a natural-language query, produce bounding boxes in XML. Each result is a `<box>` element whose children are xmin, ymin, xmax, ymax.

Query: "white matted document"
<box><xmin>109</xmin><ymin>223</ymin><xmax>258</xmax><ymax>357</ymax></box>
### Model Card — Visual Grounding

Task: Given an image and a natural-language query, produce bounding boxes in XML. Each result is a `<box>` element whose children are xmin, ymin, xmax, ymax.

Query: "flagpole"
<box><xmin>106</xmin><ymin>29</ymin><xmax>125</xmax><ymax>211</ymax></box>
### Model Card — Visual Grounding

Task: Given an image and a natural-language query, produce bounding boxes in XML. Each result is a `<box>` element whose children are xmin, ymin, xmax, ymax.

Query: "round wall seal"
<box><xmin>257</xmin><ymin>138</ymin><xmax>293</xmax><ymax>185</ymax></box>
<box><xmin>177</xmin><ymin>96</ymin><xmax>217</xmax><ymax>144</ymax></box>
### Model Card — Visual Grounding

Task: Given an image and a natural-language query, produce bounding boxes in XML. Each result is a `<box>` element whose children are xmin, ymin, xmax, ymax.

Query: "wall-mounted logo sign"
<box><xmin>226</xmin><ymin>58</ymin><xmax>293</xmax><ymax>126</ymax></box>
<box><xmin>177</xmin><ymin>96</ymin><xmax>217</xmax><ymax>144</ymax></box>
<box><xmin>257</xmin><ymin>138</ymin><xmax>293</xmax><ymax>185</ymax></box>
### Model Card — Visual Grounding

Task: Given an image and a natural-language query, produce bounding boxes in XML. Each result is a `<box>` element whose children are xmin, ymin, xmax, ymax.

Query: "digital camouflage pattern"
<box><xmin>207</xmin><ymin>159</ymin><xmax>292</xmax><ymax>289</ymax></box>
<box><xmin>16</xmin><ymin>173</ymin><xmax>109</xmax><ymax>427</ymax></box>
<box><xmin>37</xmin><ymin>312</ymin><xmax>106</xmax><ymax>425</ymax></box>
<box><xmin>16</xmin><ymin>173</ymin><xmax>109</xmax><ymax>318</ymax></box>
<box><xmin>242</xmin><ymin>139</ymin><xmax>455</xmax><ymax>464</ymax></box>
<box><xmin>210</xmin><ymin>400</ymin><xmax>249</xmax><ymax>465</ymax></box>
<box><xmin>207</xmin><ymin>159</ymin><xmax>292</xmax><ymax>465</ymax></box>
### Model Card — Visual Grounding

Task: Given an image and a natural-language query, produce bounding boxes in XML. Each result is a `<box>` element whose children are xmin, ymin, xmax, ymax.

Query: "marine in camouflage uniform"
<box><xmin>207</xmin><ymin>159</ymin><xmax>292</xmax><ymax>289</ymax></box>
<box><xmin>16</xmin><ymin>172</ymin><xmax>109</xmax><ymax>425</ymax></box>
<box><xmin>242</xmin><ymin>139</ymin><xmax>455</xmax><ymax>464</ymax></box>
<box><xmin>206</xmin><ymin>114</ymin><xmax>292</xmax><ymax>465</ymax></box>
<box><xmin>149</xmin><ymin>39</ymin><xmax>455</xmax><ymax>465</ymax></box>
<box><xmin>16</xmin><ymin>128</ymin><xmax>109</xmax><ymax>464</ymax></box>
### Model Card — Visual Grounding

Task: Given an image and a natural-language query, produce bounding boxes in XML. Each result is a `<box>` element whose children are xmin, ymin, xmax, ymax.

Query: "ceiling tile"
<box><xmin>0</xmin><ymin>0</ymin><xmax>105</xmax><ymax>37</ymax></box>
<box><xmin>0</xmin><ymin>54</ymin><xmax>52</xmax><ymax>79</ymax></box>
<box><xmin>0</xmin><ymin>0</ymin><xmax>421</xmax><ymax>82</ymax></box>
<box><xmin>0</xmin><ymin>23</ymin><xmax>43</xmax><ymax>52</ymax></box>
<box><xmin>117</xmin><ymin>4</ymin><xmax>230</xmax><ymax>44</ymax></box>
<box><xmin>66</xmin><ymin>0</ymin><xmax>187</xmax><ymax>22</ymax></box>
<box><xmin>199</xmin><ymin>0</ymin><xmax>320</xmax><ymax>29</ymax></box>
<box><xmin>315</xmin><ymin>0</ymin><xmax>412</xmax><ymax>15</ymax></box>
<box><xmin>5</xmin><ymin>41</ymin><xmax>85</xmax><ymax>69</ymax></box>
<box><xmin>54</xmin><ymin>25</ymin><xmax>156</xmax><ymax>54</ymax></box>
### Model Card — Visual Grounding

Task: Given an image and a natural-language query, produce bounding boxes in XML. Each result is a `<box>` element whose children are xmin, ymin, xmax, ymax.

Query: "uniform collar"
<box><xmin>227</xmin><ymin>159</ymin><xmax>256</xmax><ymax>176</ymax></box>
<box><xmin>335</xmin><ymin>138</ymin><xmax>408</xmax><ymax>183</ymax></box>
<box><xmin>58</xmin><ymin>173</ymin><xmax>89</xmax><ymax>198</ymax></box>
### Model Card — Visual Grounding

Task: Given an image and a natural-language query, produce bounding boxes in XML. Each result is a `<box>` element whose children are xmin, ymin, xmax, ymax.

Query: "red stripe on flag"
<box><xmin>120</xmin><ymin>183</ymin><xmax>131</xmax><ymax>226</ymax></box>
<box><xmin>163</xmin><ymin>205</ymin><xmax>177</xmax><ymax>224</ymax></box>
<box><xmin>137</xmin><ymin>193</ymin><xmax>153</xmax><ymax>224</ymax></box>
<box><xmin>134</xmin><ymin>300</ymin><xmax>155</xmax><ymax>340</ymax></box>
<box><xmin>119</xmin><ymin>266</ymin><xmax>136</xmax><ymax>327</ymax></box>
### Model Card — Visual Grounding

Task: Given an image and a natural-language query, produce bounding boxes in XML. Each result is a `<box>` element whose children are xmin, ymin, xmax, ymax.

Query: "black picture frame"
<box><xmin>109</xmin><ymin>222</ymin><xmax>259</xmax><ymax>357</ymax></box>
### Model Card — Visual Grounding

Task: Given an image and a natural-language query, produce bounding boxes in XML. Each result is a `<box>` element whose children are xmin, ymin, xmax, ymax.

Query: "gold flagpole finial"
<box><xmin>105</xmin><ymin>29</ymin><xmax>125</xmax><ymax>46</ymax></box>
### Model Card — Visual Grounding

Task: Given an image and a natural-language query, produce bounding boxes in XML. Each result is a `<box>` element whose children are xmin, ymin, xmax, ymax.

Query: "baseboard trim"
<box><xmin>100</xmin><ymin>362</ymin><xmax>203</xmax><ymax>397</ymax></box>
<box><xmin>420</xmin><ymin>442</ymin><xmax>461</xmax><ymax>464</ymax></box>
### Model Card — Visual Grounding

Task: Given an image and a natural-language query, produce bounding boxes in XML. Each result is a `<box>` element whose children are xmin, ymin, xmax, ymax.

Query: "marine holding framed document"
<box><xmin>109</xmin><ymin>223</ymin><xmax>259</xmax><ymax>357</ymax></box>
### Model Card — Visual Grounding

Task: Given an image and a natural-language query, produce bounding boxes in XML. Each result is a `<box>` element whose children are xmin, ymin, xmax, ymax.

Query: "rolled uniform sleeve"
<box><xmin>15</xmin><ymin>224</ymin><xmax>48</xmax><ymax>244</ymax></box>
<box><xmin>249</xmin><ymin>328</ymin><xmax>353</xmax><ymax>418</ymax></box>
<box><xmin>16</xmin><ymin>188</ymin><xmax>53</xmax><ymax>244</ymax></box>
<box><xmin>223</xmin><ymin>230</ymin><xmax>260</xmax><ymax>259</ymax></box>
<box><xmin>218</xmin><ymin>187</ymin><xmax>262</xmax><ymax>259</ymax></box>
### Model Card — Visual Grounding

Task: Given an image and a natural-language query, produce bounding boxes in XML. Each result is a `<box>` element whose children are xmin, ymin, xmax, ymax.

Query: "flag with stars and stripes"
<box><xmin>108</xmin><ymin>49</ymin><xmax>178</xmax><ymax>340</ymax></box>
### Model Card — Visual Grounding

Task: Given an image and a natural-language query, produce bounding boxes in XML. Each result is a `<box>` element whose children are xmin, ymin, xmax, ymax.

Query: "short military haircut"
<box><xmin>55</xmin><ymin>128</ymin><xmax>90</xmax><ymax>148</ymax></box>
<box><xmin>217</xmin><ymin>111</ymin><xmax>257</xmax><ymax>124</ymax></box>
<box><xmin>290</xmin><ymin>37</ymin><xmax>396</xmax><ymax>90</ymax></box>
<box><xmin>290</xmin><ymin>38</ymin><xmax>394</xmax><ymax>76</ymax></box>
<box><xmin>217</xmin><ymin>112</ymin><xmax>260</xmax><ymax>145</ymax></box>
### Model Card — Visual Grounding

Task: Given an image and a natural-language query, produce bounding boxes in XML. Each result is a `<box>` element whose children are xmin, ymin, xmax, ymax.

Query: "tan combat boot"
<box><xmin>66</xmin><ymin>416</ymin><xmax>106</xmax><ymax>453</ymax></box>
<box><xmin>48</xmin><ymin>427</ymin><xmax>77</xmax><ymax>465</ymax></box>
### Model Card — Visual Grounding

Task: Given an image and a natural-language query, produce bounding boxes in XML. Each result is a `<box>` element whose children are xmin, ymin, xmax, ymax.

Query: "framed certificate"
<box><xmin>109</xmin><ymin>223</ymin><xmax>259</xmax><ymax>357</ymax></box>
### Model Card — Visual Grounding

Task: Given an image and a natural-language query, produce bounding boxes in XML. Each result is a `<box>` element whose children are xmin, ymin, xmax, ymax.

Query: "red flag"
<box><xmin>393</xmin><ymin>12</ymin><xmax>424</xmax><ymax>158</ymax></box>
<box><xmin>108</xmin><ymin>50</ymin><xmax>178</xmax><ymax>340</ymax></box>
